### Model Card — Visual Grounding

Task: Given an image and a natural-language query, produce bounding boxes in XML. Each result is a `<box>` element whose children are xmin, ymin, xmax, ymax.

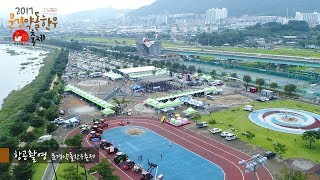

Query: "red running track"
<box><xmin>66</xmin><ymin>116</ymin><xmax>273</xmax><ymax>180</ymax></box>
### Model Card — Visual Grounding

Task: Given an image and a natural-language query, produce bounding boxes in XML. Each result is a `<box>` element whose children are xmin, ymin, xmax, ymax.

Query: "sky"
<box><xmin>0</xmin><ymin>0</ymin><xmax>155</xmax><ymax>17</ymax></box>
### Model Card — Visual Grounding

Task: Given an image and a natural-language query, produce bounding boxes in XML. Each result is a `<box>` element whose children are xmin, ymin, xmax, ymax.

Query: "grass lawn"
<box><xmin>56</xmin><ymin>163</ymin><xmax>95</xmax><ymax>180</ymax></box>
<box><xmin>32</xmin><ymin>163</ymin><xmax>48</xmax><ymax>180</ymax></box>
<box><xmin>217</xmin><ymin>47</ymin><xmax>320</xmax><ymax>58</ymax></box>
<box><xmin>200</xmin><ymin>99</ymin><xmax>320</xmax><ymax>162</ymax></box>
<box><xmin>198</xmin><ymin>56</ymin><xmax>216</xmax><ymax>61</ymax></box>
<box><xmin>288</xmin><ymin>66</ymin><xmax>320</xmax><ymax>73</ymax></box>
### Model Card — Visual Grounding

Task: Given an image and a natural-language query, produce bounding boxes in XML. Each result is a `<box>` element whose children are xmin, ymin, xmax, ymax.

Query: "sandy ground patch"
<box><xmin>78</xmin><ymin>79</ymin><xmax>109</xmax><ymax>86</ymax></box>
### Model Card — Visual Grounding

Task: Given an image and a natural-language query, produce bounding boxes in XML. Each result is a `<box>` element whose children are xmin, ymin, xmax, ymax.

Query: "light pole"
<box><xmin>239</xmin><ymin>154</ymin><xmax>268</xmax><ymax>180</ymax></box>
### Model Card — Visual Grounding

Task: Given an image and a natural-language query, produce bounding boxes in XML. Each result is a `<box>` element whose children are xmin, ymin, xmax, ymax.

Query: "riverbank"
<box><xmin>0</xmin><ymin>49</ymin><xmax>60</xmax><ymax>136</ymax></box>
<box><xmin>0</xmin><ymin>44</ymin><xmax>49</xmax><ymax>108</ymax></box>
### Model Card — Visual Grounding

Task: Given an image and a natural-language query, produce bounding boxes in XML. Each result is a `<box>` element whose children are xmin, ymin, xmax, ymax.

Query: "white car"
<box><xmin>220</xmin><ymin>131</ymin><xmax>232</xmax><ymax>137</ymax></box>
<box><xmin>53</xmin><ymin>117</ymin><xmax>64</xmax><ymax>125</ymax></box>
<box><xmin>209</xmin><ymin>128</ymin><xmax>222</xmax><ymax>134</ymax></box>
<box><xmin>225</xmin><ymin>134</ymin><xmax>238</xmax><ymax>141</ymax></box>
<box><xmin>206</xmin><ymin>95</ymin><xmax>214</xmax><ymax>100</ymax></box>
<box><xmin>37</xmin><ymin>135</ymin><xmax>52</xmax><ymax>143</ymax></box>
<box><xmin>256</xmin><ymin>97</ymin><xmax>269</xmax><ymax>102</ymax></box>
<box><xmin>196</xmin><ymin>122</ymin><xmax>208</xmax><ymax>128</ymax></box>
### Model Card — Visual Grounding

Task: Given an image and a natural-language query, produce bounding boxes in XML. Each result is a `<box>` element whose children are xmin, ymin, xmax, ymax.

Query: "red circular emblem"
<box><xmin>12</xmin><ymin>29</ymin><xmax>29</xmax><ymax>43</ymax></box>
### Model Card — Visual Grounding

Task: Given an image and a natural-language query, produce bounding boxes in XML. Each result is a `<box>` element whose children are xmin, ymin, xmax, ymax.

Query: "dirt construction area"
<box><xmin>196</xmin><ymin>94</ymin><xmax>253</xmax><ymax>108</ymax></box>
<box><xmin>212</xmin><ymin>94</ymin><xmax>253</xmax><ymax>107</ymax></box>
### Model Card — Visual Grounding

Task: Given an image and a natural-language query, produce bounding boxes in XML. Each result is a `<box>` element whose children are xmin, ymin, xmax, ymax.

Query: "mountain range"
<box><xmin>129</xmin><ymin>0</ymin><xmax>320</xmax><ymax>17</ymax></box>
<box><xmin>62</xmin><ymin>8</ymin><xmax>130</xmax><ymax>21</ymax></box>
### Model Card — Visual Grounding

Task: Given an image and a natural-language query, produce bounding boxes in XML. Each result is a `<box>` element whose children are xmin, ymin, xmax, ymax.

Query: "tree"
<box><xmin>244</xmin><ymin>131</ymin><xmax>255</xmax><ymax>142</ymax></box>
<box><xmin>276</xmin><ymin>166</ymin><xmax>307</xmax><ymax>180</ymax></box>
<box><xmin>230</xmin><ymin>73</ymin><xmax>238</xmax><ymax>78</ymax></box>
<box><xmin>89</xmin><ymin>159</ymin><xmax>119</xmax><ymax>180</ymax></box>
<box><xmin>112</xmin><ymin>97</ymin><xmax>129</xmax><ymax>112</ymax></box>
<box><xmin>302</xmin><ymin>130</ymin><xmax>319</xmax><ymax>148</ymax></box>
<box><xmin>62</xmin><ymin>166</ymin><xmax>83</xmax><ymax>180</ymax></box>
<box><xmin>243</xmin><ymin>75</ymin><xmax>252</xmax><ymax>90</ymax></box>
<box><xmin>274</xmin><ymin>143</ymin><xmax>287</xmax><ymax>158</ymax></box>
<box><xmin>16</xmin><ymin>111</ymin><xmax>32</xmax><ymax>123</ymax></box>
<box><xmin>152</xmin><ymin>69</ymin><xmax>157</xmax><ymax>75</ymax></box>
<box><xmin>46</xmin><ymin>123</ymin><xmax>58</xmax><ymax>135</ymax></box>
<box><xmin>284</xmin><ymin>84</ymin><xmax>297</xmax><ymax>96</ymax></box>
<box><xmin>40</xmin><ymin>98</ymin><xmax>52</xmax><ymax>109</ymax></box>
<box><xmin>9</xmin><ymin>122</ymin><xmax>26</xmax><ymax>137</ymax></box>
<box><xmin>30</xmin><ymin>116</ymin><xmax>45</xmax><ymax>131</ymax></box>
<box><xmin>197</xmin><ymin>68</ymin><xmax>202</xmax><ymax>74</ymax></box>
<box><xmin>255</xmin><ymin>78</ymin><xmax>265</xmax><ymax>91</ymax></box>
<box><xmin>270</xmin><ymin>82</ymin><xmax>278</xmax><ymax>90</ymax></box>
<box><xmin>38</xmin><ymin>139</ymin><xmax>60</xmax><ymax>151</ymax></box>
<box><xmin>193</xmin><ymin>113</ymin><xmax>201</xmax><ymax>122</ymax></box>
<box><xmin>12</xmin><ymin>163</ymin><xmax>34</xmax><ymax>180</ymax></box>
<box><xmin>44</xmin><ymin>106</ymin><xmax>59</xmax><ymax>121</ymax></box>
<box><xmin>188</xmin><ymin>65</ymin><xmax>196</xmax><ymax>73</ymax></box>
<box><xmin>24</xmin><ymin>101</ymin><xmax>37</xmax><ymax>113</ymax></box>
<box><xmin>221</xmin><ymin>72</ymin><xmax>227</xmax><ymax>76</ymax></box>
<box><xmin>0</xmin><ymin>164</ymin><xmax>12</xmax><ymax>180</ymax></box>
<box><xmin>0</xmin><ymin>136</ymin><xmax>18</xmax><ymax>152</ymax></box>
<box><xmin>171</xmin><ymin>62</ymin><xmax>180</xmax><ymax>70</ymax></box>
<box><xmin>210</xmin><ymin>69</ymin><xmax>216</xmax><ymax>78</ymax></box>
<box><xmin>20</xmin><ymin>132</ymin><xmax>36</xmax><ymax>143</ymax></box>
<box><xmin>65</xmin><ymin>134</ymin><xmax>83</xmax><ymax>148</ymax></box>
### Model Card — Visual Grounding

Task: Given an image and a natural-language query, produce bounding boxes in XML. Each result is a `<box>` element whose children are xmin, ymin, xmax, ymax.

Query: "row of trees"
<box><xmin>46</xmin><ymin>39</ymin><xmax>83</xmax><ymax>50</ymax></box>
<box><xmin>90</xmin><ymin>46</ymin><xmax>204</xmax><ymax>75</ymax></box>
<box><xmin>0</xmin><ymin>50</ymin><xmax>69</xmax><ymax>179</ymax></box>
<box><xmin>242</xmin><ymin>74</ymin><xmax>297</xmax><ymax>95</ymax></box>
<box><xmin>63</xmin><ymin>133</ymin><xmax>119</xmax><ymax>180</ymax></box>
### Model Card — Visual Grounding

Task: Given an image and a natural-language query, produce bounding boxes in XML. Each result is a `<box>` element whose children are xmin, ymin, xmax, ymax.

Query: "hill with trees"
<box><xmin>130</xmin><ymin>0</ymin><xmax>320</xmax><ymax>17</ymax></box>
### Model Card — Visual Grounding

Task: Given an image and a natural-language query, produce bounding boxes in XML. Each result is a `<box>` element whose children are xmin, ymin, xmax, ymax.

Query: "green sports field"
<box><xmin>201</xmin><ymin>99</ymin><xmax>320</xmax><ymax>162</ymax></box>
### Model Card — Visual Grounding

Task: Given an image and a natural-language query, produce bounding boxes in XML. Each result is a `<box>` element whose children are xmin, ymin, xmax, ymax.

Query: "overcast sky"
<box><xmin>0</xmin><ymin>0</ymin><xmax>155</xmax><ymax>17</ymax></box>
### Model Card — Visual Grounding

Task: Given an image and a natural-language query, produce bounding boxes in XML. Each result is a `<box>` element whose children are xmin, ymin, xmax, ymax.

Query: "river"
<box><xmin>0</xmin><ymin>44</ymin><xmax>49</xmax><ymax>108</ymax></box>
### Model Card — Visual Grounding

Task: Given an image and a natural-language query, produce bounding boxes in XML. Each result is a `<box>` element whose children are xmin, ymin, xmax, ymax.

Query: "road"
<box><xmin>42</xmin><ymin>160</ymin><xmax>59</xmax><ymax>180</ymax></box>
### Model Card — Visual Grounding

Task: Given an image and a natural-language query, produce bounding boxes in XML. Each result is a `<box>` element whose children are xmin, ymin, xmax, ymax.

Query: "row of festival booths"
<box><xmin>144</xmin><ymin>87</ymin><xmax>221</xmax><ymax>111</ymax></box>
<box><xmin>144</xmin><ymin>87</ymin><xmax>222</xmax><ymax>127</ymax></box>
<box><xmin>65</xmin><ymin>84</ymin><xmax>116</xmax><ymax>117</ymax></box>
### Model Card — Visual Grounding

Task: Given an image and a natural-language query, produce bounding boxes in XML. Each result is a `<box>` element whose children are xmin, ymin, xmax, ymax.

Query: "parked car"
<box><xmin>37</xmin><ymin>135</ymin><xmax>52</xmax><ymax>143</ymax></box>
<box><xmin>263</xmin><ymin>151</ymin><xmax>276</xmax><ymax>159</ymax></box>
<box><xmin>59</xmin><ymin>109</ymin><xmax>65</xmax><ymax>115</ymax></box>
<box><xmin>243</xmin><ymin>105</ymin><xmax>253</xmax><ymax>112</ymax></box>
<box><xmin>53</xmin><ymin>117</ymin><xmax>64</xmax><ymax>125</ymax></box>
<box><xmin>220</xmin><ymin>131</ymin><xmax>232</xmax><ymax>137</ymax></box>
<box><xmin>255</xmin><ymin>97</ymin><xmax>269</xmax><ymax>102</ymax></box>
<box><xmin>225</xmin><ymin>134</ymin><xmax>238</xmax><ymax>141</ymax></box>
<box><xmin>207</xmin><ymin>81</ymin><xmax>215</xmax><ymax>86</ymax></box>
<box><xmin>209</xmin><ymin>128</ymin><xmax>222</xmax><ymax>134</ymax></box>
<box><xmin>196</xmin><ymin>122</ymin><xmax>208</xmax><ymax>128</ymax></box>
<box><xmin>206</xmin><ymin>95</ymin><xmax>214</xmax><ymax>100</ymax></box>
<box><xmin>269</xmin><ymin>96</ymin><xmax>277</xmax><ymax>100</ymax></box>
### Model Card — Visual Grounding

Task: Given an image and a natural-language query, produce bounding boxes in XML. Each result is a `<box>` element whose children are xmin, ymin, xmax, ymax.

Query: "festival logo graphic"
<box><xmin>9</xmin><ymin>7</ymin><xmax>58</xmax><ymax>46</ymax></box>
<box><xmin>12</xmin><ymin>29</ymin><xmax>29</xmax><ymax>45</ymax></box>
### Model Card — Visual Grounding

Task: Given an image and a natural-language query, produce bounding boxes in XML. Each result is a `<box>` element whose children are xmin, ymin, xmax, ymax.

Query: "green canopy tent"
<box><xmin>101</xmin><ymin>108</ymin><xmax>115</xmax><ymax>115</ymax></box>
<box><xmin>183</xmin><ymin>107</ymin><xmax>198</xmax><ymax>116</ymax></box>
